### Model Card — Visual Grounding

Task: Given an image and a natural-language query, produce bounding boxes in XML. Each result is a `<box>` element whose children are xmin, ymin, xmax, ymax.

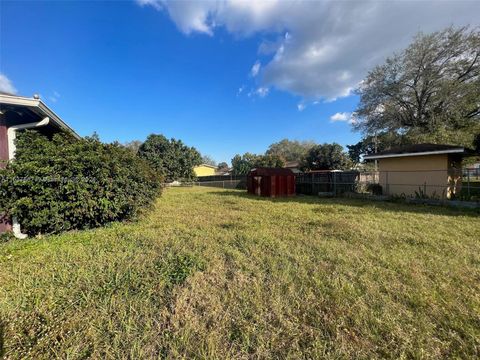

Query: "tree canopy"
<box><xmin>138</xmin><ymin>134</ymin><xmax>202</xmax><ymax>182</ymax></box>
<box><xmin>217</xmin><ymin>162</ymin><xmax>229</xmax><ymax>171</ymax></box>
<box><xmin>123</xmin><ymin>140</ymin><xmax>142</xmax><ymax>154</ymax></box>
<box><xmin>350</xmin><ymin>26</ymin><xmax>480</xmax><ymax>160</ymax></box>
<box><xmin>201</xmin><ymin>155</ymin><xmax>216</xmax><ymax>166</ymax></box>
<box><xmin>231</xmin><ymin>153</ymin><xmax>284</xmax><ymax>175</ymax></box>
<box><xmin>347</xmin><ymin>132</ymin><xmax>407</xmax><ymax>165</ymax></box>
<box><xmin>301</xmin><ymin>143</ymin><xmax>351</xmax><ymax>171</ymax></box>
<box><xmin>266</xmin><ymin>139</ymin><xmax>316</xmax><ymax>162</ymax></box>
<box><xmin>354</xmin><ymin>26</ymin><xmax>479</xmax><ymax>134</ymax></box>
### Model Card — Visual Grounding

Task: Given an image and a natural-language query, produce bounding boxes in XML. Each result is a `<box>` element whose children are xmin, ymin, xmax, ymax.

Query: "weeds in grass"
<box><xmin>159</xmin><ymin>251</ymin><xmax>205</xmax><ymax>287</ymax></box>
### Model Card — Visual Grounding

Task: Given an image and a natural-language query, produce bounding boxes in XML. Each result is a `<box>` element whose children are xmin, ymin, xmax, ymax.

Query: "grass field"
<box><xmin>1</xmin><ymin>187</ymin><xmax>479</xmax><ymax>359</ymax></box>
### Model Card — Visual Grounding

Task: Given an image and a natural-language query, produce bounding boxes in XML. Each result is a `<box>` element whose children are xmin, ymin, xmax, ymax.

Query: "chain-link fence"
<box><xmin>296</xmin><ymin>169</ymin><xmax>479</xmax><ymax>201</ymax></box>
<box><xmin>193</xmin><ymin>168</ymin><xmax>480</xmax><ymax>202</ymax></box>
<box><xmin>194</xmin><ymin>175</ymin><xmax>247</xmax><ymax>190</ymax></box>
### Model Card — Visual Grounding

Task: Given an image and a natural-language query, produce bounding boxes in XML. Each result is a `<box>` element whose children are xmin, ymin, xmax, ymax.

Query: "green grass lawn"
<box><xmin>1</xmin><ymin>187</ymin><xmax>479</xmax><ymax>359</ymax></box>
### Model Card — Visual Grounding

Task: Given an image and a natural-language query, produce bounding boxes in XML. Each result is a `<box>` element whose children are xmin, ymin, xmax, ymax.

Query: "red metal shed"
<box><xmin>247</xmin><ymin>167</ymin><xmax>296</xmax><ymax>197</ymax></box>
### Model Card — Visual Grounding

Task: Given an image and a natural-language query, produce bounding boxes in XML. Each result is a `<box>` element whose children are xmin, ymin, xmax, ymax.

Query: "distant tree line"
<box><xmin>230</xmin><ymin>139</ymin><xmax>352</xmax><ymax>174</ymax></box>
<box><xmin>127</xmin><ymin>137</ymin><xmax>229</xmax><ymax>181</ymax></box>
<box><xmin>231</xmin><ymin>153</ymin><xmax>285</xmax><ymax>175</ymax></box>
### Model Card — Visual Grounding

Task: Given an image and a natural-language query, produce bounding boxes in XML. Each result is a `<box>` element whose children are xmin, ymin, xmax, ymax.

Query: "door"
<box><xmin>254</xmin><ymin>176</ymin><xmax>262</xmax><ymax>195</ymax></box>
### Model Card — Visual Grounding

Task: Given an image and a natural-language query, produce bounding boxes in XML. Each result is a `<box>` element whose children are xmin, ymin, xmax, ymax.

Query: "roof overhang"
<box><xmin>364</xmin><ymin>148</ymin><xmax>465</xmax><ymax>160</ymax></box>
<box><xmin>0</xmin><ymin>93</ymin><xmax>80</xmax><ymax>139</ymax></box>
<box><xmin>250</xmin><ymin>167</ymin><xmax>295</xmax><ymax>176</ymax></box>
<box><xmin>196</xmin><ymin>163</ymin><xmax>217</xmax><ymax>169</ymax></box>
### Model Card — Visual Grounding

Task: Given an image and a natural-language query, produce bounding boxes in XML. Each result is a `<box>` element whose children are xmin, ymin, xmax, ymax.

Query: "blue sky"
<box><xmin>1</xmin><ymin>1</ymin><xmax>478</xmax><ymax>164</ymax></box>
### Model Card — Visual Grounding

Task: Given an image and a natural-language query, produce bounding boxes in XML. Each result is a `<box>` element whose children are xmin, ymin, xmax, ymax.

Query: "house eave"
<box><xmin>0</xmin><ymin>94</ymin><xmax>80</xmax><ymax>139</ymax></box>
<box><xmin>364</xmin><ymin>149</ymin><xmax>465</xmax><ymax>160</ymax></box>
<box><xmin>196</xmin><ymin>164</ymin><xmax>218</xmax><ymax>169</ymax></box>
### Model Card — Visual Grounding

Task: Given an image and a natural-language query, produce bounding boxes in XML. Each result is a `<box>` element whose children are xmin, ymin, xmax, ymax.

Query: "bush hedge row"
<box><xmin>0</xmin><ymin>131</ymin><xmax>163</xmax><ymax>235</ymax></box>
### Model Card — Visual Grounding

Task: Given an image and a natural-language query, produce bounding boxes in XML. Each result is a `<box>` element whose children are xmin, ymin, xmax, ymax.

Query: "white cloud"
<box><xmin>138</xmin><ymin>0</ymin><xmax>215</xmax><ymax>35</ymax></box>
<box><xmin>255</xmin><ymin>87</ymin><xmax>269</xmax><ymax>98</ymax></box>
<box><xmin>139</xmin><ymin>0</ymin><xmax>480</xmax><ymax>100</ymax></box>
<box><xmin>330</xmin><ymin>112</ymin><xmax>352</xmax><ymax>123</ymax></box>
<box><xmin>49</xmin><ymin>91</ymin><xmax>61</xmax><ymax>103</ymax></box>
<box><xmin>248</xmin><ymin>86</ymin><xmax>269</xmax><ymax>98</ymax></box>
<box><xmin>237</xmin><ymin>85</ymin><xmax>245</xmax><ymax>96</ymax></box>
<box><xmin>0</xmin><ymin>73</ymin><xmax>17</xmax><ymax>94</ymax></box>
<box><xmin>250</xmin><ymin>61</ymin><xmax>261</xmax><ymax>77</ymax></box>
<box><xmin>297</xmin><ymin>103</ymin><xmax>306</xmax><ymax>111</ymax></box>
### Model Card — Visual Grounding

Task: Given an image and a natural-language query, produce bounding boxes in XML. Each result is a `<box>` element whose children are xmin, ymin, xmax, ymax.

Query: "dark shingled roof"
<box><xmin>364</xmin><ymin>143</ymin><xmax>477</xmax><ymax>159</ymax></box>
<box><xmin>249</xmin><ymin>167</ymin><xmax>295</xmax><ymax>176</ymax></box>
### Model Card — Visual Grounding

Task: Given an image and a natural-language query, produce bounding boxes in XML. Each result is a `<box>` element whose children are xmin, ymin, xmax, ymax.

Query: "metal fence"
<box><xmin>194</xmin><ymin>175</ymin><xmax>247</xmax><ymax>190</ymax></box>
<box><xmin>194</xmin><ymin>168</ymin><xmax>480</xmax><ymax>202</ymax></box>
<box><xmin>296</xmin><ymin>171</ymin><xmax>359</xmax><ymax>195</ymax></box>
<box><xmin>296</xmin><ymin>169</ymin><xmax>479</xmax><ymax>201</ymax></box>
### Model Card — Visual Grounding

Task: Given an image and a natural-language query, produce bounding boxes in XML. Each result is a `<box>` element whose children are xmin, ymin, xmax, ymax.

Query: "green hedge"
<box><xmin>0</xmin><ymin>131</ymin><xmax>163</xmax><ymax>235</ymax></box>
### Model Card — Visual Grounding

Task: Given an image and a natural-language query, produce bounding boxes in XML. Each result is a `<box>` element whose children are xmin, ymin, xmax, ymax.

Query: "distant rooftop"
<box><xmin>284</xmin><ymin>161</ymin><xmax>300</xmax><ymax>168</ymax></box>
<box><xmin>196</xmin><ymin>163</ymin><xmax>217</xmax><ymax>169</ymax></box>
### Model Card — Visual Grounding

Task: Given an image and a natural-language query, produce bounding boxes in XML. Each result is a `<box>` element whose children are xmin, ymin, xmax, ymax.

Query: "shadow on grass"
<box><xmin>206</xmin><ymin>189</ymin><xmax>480</xmax><ymax>218</ymax></box>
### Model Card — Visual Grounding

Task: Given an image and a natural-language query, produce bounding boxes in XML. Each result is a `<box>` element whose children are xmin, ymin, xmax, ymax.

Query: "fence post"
<box><xmin>385</xmin><ymin>171</ymin><xmax>389</xmax><ymax>195</ymax></box>
<box><xmin>333</xmin><ymin>172</ymin><xmax>337</xmax><ymax>196</ymax></box>
<box><xmin>467</xmin><ymin>169</ymin><xmax>470</xmax><ymax>199</ymax></box>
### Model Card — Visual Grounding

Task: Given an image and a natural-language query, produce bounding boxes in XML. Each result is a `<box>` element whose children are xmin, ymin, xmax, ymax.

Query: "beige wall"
<box><xmin>378</xmin><ymin>155</ymin><xmax>452</xmax><ymax>198</ymax></box>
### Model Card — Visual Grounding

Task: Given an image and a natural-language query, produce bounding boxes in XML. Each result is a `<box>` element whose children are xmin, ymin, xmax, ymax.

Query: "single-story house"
<box><xmin>0</xmin><ymin>92</ymin><xmax>79</xmax><ymax>237</ymax></box>
<box><xmin>194</xmin><ymin>163</ymin><xmax>217</xmax><ymax>177</ymax></box>
<box><xmin>215</xmin><ymin>168</ymin><xmax>232</xmax><ymax>176</ymax></box>
<box><xmin>363</xmin><ymin>143</ymin><xmax>477</xmax><ymax>199</ymax></box>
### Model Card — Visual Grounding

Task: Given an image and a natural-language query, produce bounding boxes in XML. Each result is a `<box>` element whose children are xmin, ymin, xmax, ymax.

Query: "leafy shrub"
<box><xmin>0</xmin><ymin>131</ymin><xmax>163</xmax><ymax>235</ymax></box>
<box><xmin>366</xmin><ymin>183</ymin><xmax>383</xmax><ymax>195</ymax></box>
<box><xmin>414</xmin><ymin>187</ymin><xmax>441</xmax><ymax>200</ymax></box>
<box><xmin>138</xmin><ymin>134</ymin><xmax>201</xmax><ymax>182</ymax></box>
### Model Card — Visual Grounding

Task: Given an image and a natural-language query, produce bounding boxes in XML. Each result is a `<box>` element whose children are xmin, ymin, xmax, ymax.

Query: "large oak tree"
<box><xmin>353</xmin><ymin>26</ymin><xmax>480</xmax><ymax>148</ymax></box>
